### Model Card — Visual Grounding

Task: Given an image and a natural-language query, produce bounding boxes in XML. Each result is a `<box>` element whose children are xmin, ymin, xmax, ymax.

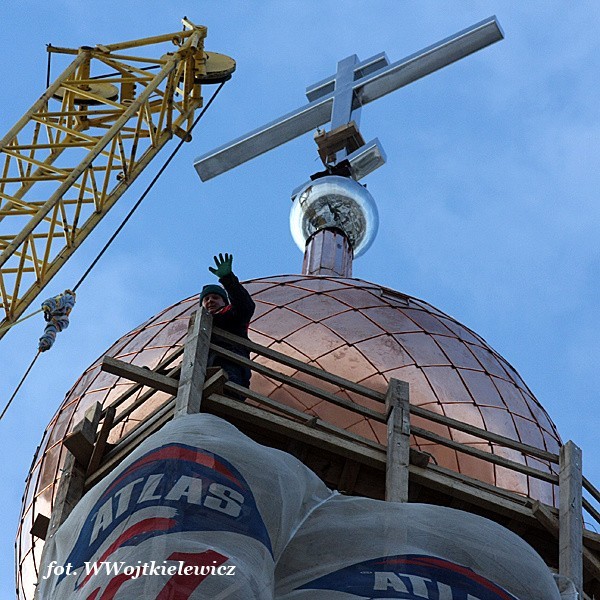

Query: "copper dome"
<box><xmin>16</xmin><ymin>275</ymin><xmax>560</xmax><ymax>599</ymax></box>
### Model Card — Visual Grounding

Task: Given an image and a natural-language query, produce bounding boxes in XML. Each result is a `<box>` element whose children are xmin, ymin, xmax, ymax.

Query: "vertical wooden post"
<box><xmin>385</xmin><ymin>378</ymin><xmax>410</xmax><ymax>502</ymax></box>
<box><xmin>34</xmin><ymin>402</ymin><xmax>102</xmax><ymax>598</ymax></box>
<box><xmin>174</xmin><ymin>306</ymin><xmax>213</xmax><ymax>418</ymax></box>
<box><xmin>559</xmin><ymin>440</ymin><xmax>583</xmax><ymax>597</ymax></box>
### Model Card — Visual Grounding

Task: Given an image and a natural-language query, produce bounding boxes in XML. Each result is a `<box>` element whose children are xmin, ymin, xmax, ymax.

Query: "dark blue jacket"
<box><xmin>209</xmin><ymin>273</ymin><xmax>255</xmax><ymax>388</ymax></box>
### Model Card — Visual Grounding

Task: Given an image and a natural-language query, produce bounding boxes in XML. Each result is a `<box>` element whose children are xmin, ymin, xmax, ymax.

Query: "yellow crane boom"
<box><xmin>0</xmin><ymin>17</ymin><xmax>234</xmax><ymax>340</ymax></box>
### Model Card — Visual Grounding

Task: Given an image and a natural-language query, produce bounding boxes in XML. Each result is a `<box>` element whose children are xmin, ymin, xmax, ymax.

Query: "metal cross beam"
<box><xmin>194</xmin><ymin>16</ymin><xmax>503</xmax><ymax>181</ymax></box>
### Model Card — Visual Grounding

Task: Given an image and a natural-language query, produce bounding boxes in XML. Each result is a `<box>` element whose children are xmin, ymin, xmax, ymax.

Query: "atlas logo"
<box><xmin>58</xmin><ymin>442</ymin><xmax>271</xmax><ymax>588</ymax></box>
<box><xmin>298</xmin><ymin>554</ymin><xmax>519</xmax><ymax>599</ymax></box>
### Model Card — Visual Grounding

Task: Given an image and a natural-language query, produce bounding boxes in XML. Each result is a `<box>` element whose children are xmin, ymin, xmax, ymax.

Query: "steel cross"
<box><xmin>194</xmin><ymin>16</ymin><xmax>503</xmax><ymax>181</ymax></box>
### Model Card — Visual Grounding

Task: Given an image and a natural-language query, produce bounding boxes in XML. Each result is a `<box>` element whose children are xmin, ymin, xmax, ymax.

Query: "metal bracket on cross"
<box><xmin>193</xmin><ymin>16</ymin><xmax>503</xmax><ymax>183</ymax></box>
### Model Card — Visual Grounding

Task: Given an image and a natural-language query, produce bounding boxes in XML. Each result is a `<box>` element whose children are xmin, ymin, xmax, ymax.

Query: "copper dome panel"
<box><xmin>15</xmin><ymin>275</ymin><xmax>561</xmax><ymax>599</ymax></box>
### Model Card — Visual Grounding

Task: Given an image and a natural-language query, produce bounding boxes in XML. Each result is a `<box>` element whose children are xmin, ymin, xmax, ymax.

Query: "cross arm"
<box><xmin>194</xmin><ymin>95</ymin><xmax>334</xmax><ymax>181</ymax></box>
<box><xmin>193</xmin><ymin>16</ymin><xmax>503</xmax><ymax>182</ymax></box>
<box><xmin>356</xmin><ymin>16</ymin><xmax>503</xmax><ymax>106</ymax></box>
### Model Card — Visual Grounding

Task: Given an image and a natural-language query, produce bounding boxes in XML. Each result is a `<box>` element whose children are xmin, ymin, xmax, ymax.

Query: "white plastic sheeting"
<box><xmin>554</xmin><ymin>574</ymin><xmax>578</xmax><ymax>600</ymax></box>
<box><xmin>275</xmin><ymin>495</ymin><xmax>560</xmax><ymax>599</ymax></box>
<box><xmin>37</xmin><ymin>414</ymin><xmax>560</xmax><ymax>599</ymax></box>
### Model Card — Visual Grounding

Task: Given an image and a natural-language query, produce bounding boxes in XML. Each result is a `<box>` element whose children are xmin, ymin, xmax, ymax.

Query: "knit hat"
<box><xmin>200</xmin><ymin>284</ymin><xmax>229</xmax><ymax>304</ymax></box>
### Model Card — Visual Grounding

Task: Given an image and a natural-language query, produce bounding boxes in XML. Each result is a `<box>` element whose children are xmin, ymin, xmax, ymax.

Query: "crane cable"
<box><xmin>0</xmin><ymin>79</ymin><xmax>226</xmax><ymax>338</ymax></box>
<box><xmin>73</xmin><ymin>79</ymin><xmax>227</xmax><ymax>293</ymax></box>
<box><xmin>0</xmin><ymin>352</ymin><xmax>41</xmax><ymax>421</ymax></box>
<box><xmin>0</xmin><ymin>80</ymin><xmax>227</xmax><ymax>422</ymax></box>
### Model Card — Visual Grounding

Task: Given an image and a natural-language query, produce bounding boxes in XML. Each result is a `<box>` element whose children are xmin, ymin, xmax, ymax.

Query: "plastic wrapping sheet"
<box><xmin>38</xmin><ymin>414</ymin><xmax>559</xmax><ymax>600</ymax></box>
<box><xmin>275</xmin><ymin>496</ymin><xmax>561</xmax><ymax>600</ymax></box>
<box><xmin>37</xmin><ymin>414</ymin><xmax>332</xmax><ymax>599</ymax></box>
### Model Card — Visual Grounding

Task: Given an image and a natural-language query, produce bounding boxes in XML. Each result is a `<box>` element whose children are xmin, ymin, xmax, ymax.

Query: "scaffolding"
<box><xmin>26</xmin><ymin>302</ymin><xmax>600</xmax><ymax>598</ymax></box>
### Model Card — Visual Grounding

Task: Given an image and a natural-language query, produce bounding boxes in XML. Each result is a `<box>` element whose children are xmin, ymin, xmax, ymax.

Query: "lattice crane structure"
<box><xmin>0</xmin><ymin>17</ymin><xmax>234</xmax><ymax>340</ymax></box>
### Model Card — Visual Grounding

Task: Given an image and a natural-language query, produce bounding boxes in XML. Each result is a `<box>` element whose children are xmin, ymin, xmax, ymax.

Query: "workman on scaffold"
<box><xmin>200</xmin><ymin>253</ymin><xmax>255</xmax><ymax>396</ymax></box>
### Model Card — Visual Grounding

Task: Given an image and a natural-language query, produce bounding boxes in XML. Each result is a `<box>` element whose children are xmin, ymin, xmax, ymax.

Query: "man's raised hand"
<box><xmin>209</xmin><ymin>253</ymin><xmax>233</xmax><ymax>279</ymax></box>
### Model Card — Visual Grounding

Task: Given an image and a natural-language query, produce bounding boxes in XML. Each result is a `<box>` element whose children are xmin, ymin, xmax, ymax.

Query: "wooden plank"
<box><xmin>212</xmin><ymin>327</ymin><xmax>386</xmax><ymax>404</ymax></box>
<box><xmin>202</xmin><ymin>368</ymin><xmax>228</xmax><ymax>398</ymax></box>
<box><xmin>534</xmin><ymin>500</ymin><xmax>600</xmax><ymax>586</ymax></box>
<box><xmin>583</xmin><ymin>529</ymin><xmax>600</xmax><ymax>554</ymax></box>
<box><xmin>110</xmin><ymin>363</ymin><xmax>180</xmax><ymax>427</ymax></box>
<box><xmin>86</xmin><ymin>405</ymin><xmax>116</xmax><ymax>477</ymax></box>
<box><xmin>101</xmin><ymin>355</ymin><xmax>178</xmax><ymax>395</ymax></box>
<box><xmin>410</xmin><ymin>465</ymin><xmax>532</xmax><ymax>521</ymax></box>
<box><xmin>559</xmin><ymin>441</ymin><xmax>583</xmax><ymax>595</ymax></box>
<box><xmin>410</xmin><ymin>404</ymin><xmax>559</xmax><ymax>464</ymax></box>
<box><xmin>211</xmin><ymin>343</ymin><xmax>385</xmax><ymax>422</ymax></box>
<box><xmin>51</xmin><ymin>403</ymin><xmax>102</xmax><ymax>526</ymax></box>
<box><xmin>225</xmin><ymin>380</ymin><xmax>428</xmax><ymax>469</ymax></box>
<box><xmin>224</xmin><ymin>380</ymin><xmax>384</xmax><ymax>453</ymax></box>
<box><xmin>200</xmin><ymin>391</ymin><xmax>554</xmax><ymax>526</ymax></box>
<box><xmin>35</xmin><ymin>402</ymin><xmax>103</xmax><ymax>598</ymax></box>
<box><xmin>63</xmin><ymin>430</ymin><xmax>94</xmax><ymax>466</ymax></box>
<box><xmin>86</xmin><ymin>398</ymin><xmax>176</xmax><ymax>489</ymax></box>
<box><xmin>99</xmin><ymin>345</ymin><xmax>183</xmax><ymax>418</ymax></box>
<box><xmin>56</xmin><ymin>403</ymin><xmax>101</xmax><ymax>500</ymax></box>
<box><xmin>411</xmin><ymin>425</ymin><xmax>559</xmax><ymax>484</ymax></box>
<box><xmin>205</xmin><ymin>392</ymin><xmax>388</xmax><ymax>470</ymax></box>
<box><xmin>532</xmin><ymin>500</ymin><xmax>560</xmax><ymax>535</ymax></box>
<box><xmin>175</xmin><ymin>307</ymin><xmax>212</xmax><ymax>417</ymax></box>
<box><xmin>213</xmin><ymin>327</ymin><xmax>559</xmax><ymax>464</ymax></box>
<box><xmin>584</xmin><ymin>475</ymin><xmax>600</xmax><ymax>508</ymax></box>
<box><xmin>583</xmin><ymin>497</ymin><xmax>600</xmax><ymax>530</ymax></box>
<box><xmin>385</xmin><ymin>378</ymin><xmax>410</xmax><ymax>502</ymax></box>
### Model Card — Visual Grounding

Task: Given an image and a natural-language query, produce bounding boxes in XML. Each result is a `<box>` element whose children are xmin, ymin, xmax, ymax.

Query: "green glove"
<box><xmin>209</xmin><ymin>252</ymin><xmax>233</xmax><ymax>279</ymax></box>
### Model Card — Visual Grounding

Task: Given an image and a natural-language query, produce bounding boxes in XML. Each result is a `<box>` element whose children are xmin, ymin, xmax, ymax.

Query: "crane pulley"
<box><xmin>0</xmin><ymin>17</ymin><xmax>235</xmax><ymax>340</ymax></box>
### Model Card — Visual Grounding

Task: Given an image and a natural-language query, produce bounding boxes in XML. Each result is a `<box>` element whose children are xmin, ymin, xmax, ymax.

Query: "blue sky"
<box><xmin>1</xmin><ymin>2</ymin><xmax>599</xmax><ymax>596</ymax></box>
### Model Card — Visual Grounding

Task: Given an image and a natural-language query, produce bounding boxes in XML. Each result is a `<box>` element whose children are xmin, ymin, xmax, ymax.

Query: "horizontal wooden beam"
<box><xmin>410</xmin><ymin>461</ymin><xmax>533</xmax><ymax>521</ymax></box>
<box><xmin>210</xmin><ymin>343</ymin><xmax>385</xmax><ymax>422</ymax></box>
<box><xmin>412</xmin><ymin>425</ymin><xmax>559</xmax><ymax>484</ymax></box>
<box><xmin>99</xmin><ymin>345</ymin><xmax>184</xmax><ymax>418</ymax></box>
<box><xmin>203</xmin><ymin>367</ymin><xmax>228</xmax><ymax>398</ymax></box>
<box><xmin>532</xmin><ymin>500</ymin><xmax>559</xmax><ymax>535</ymax></box>
<box><xmin>584</xmin><ymin>475</ymin><xmax>600</xmax><ymax>509</ymax></box>
<box><xmin>212</xmin><ymin>329</ymin><xmax>559</xmax><ymax>465</ymax></box>
<box><xmin>213</xmin><ymin>327</ymin><xmax>386</xmax><ymax>403</ymax></box>
<box><xmin>110</xmin><ymin>366</ymin><xmax>180</xmax><ymax>427</ymax></box>
<box><xmin>534</xmin><ymin>500</ymin><xmax>600</xmax><ymax>585</ymax></box>
<box><xmin>101</xmin><ymin>355</ymin><xmax>178</xmax><ymax>395</ymax></box>
<box><xmin>206</xmin><ymin>392</ymin><xmax>387</xmax><ymax>470</ymax></box>
<box><xmin>584</xmin><ymin>498</ymin><xmax>600</xmax><ymax>530</ymax></box>
<box><xmin>410</xmin><ymin>404</ymin><xmax>559</xmax><ymax>464</ymax></box>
